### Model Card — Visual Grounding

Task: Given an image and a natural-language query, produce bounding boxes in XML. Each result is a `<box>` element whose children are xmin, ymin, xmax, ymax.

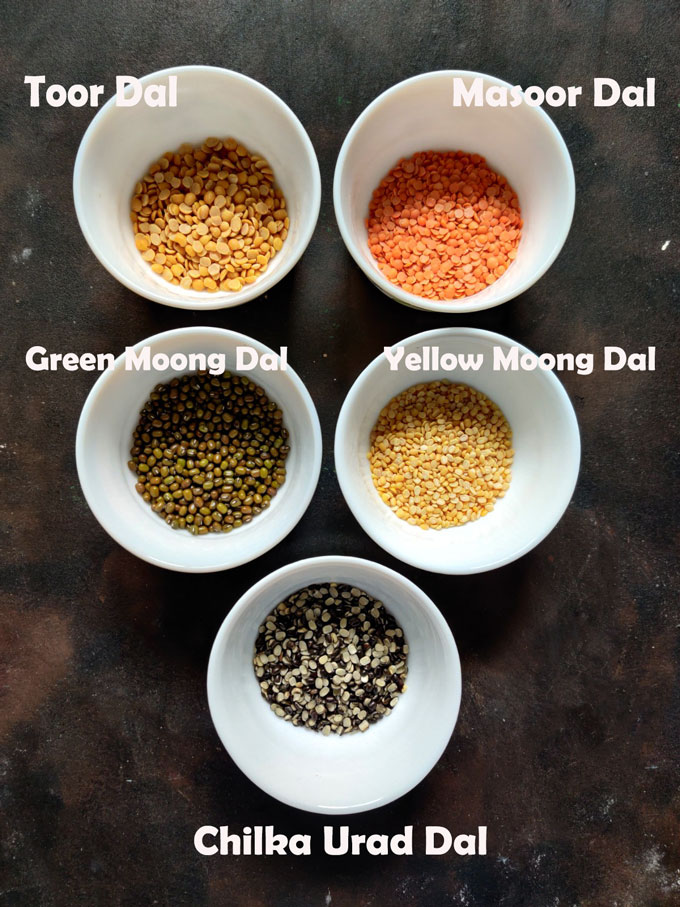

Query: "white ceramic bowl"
<box><xmin>334</xmin><ymin>70</ymin><xmax>575</xmax><ymax>313</ymax></box>
<box><xmin>207</xmin><ymin>556</ymin><xmax>461</xmax><ymax>814</ymax></box>
<box><xmin>76</xmin><ymin>327</ymin><xmax>322</xmax><ymax>572</ymax></box>
<box><xmin>74</xmin><ymin>66</ymin><xmax>321</xmax><ymax>309</ymax></box>
<box><xmin>335</xmin><ymin>328</ymin><xmax>580</xmax><ymax>574</ymax></box>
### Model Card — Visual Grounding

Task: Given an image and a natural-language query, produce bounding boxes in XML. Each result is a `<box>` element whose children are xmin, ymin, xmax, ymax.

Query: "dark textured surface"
<box><xmin>1</xmin><ymin>1</ymin><xmax>679</xmax><ymax>904</ymax></box>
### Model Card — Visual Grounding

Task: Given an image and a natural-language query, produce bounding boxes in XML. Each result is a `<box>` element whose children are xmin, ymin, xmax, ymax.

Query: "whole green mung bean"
<box><xmin>254</xmin><ymin>583</ymin><xmax>408</xmax><ymax>735</ymax></box>
<box><xmin>128</xmin><ymin>370</ymin><xmax>289</xmax><ymax>534</ymax></box>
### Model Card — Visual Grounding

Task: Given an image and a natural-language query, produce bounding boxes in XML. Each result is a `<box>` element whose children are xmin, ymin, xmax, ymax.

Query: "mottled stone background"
<box><xmin>1</xmin><ymin>1</ymin><xmax>679</xmax><ymax>904</ymax></box>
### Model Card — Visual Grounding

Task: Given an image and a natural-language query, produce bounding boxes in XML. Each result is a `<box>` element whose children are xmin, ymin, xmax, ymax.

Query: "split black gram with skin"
<box><xmin>254</xmin><ymin>583</ymin><xmax>408</xmax><ymax>735</ymax></box>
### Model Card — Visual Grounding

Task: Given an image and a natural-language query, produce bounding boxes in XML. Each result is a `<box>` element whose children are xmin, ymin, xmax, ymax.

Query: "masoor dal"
<box><xmin>367</xmin><ymin>150</ymin><xmax>522</xmax><ymax>302</ymax></box>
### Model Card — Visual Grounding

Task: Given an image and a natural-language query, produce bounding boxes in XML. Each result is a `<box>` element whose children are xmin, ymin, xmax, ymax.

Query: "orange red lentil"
<box><xmin>130</xmin><ymin>137</ymin><xmax>288</xmax><ymax>293</ymax></box>
<box><xmin>366</xmin><ymin>150</ymin><xmax>522</xmax><ymax>301</ymax></box>
<box><xmin>368</xmin><ymin>381</ymin><xmax>514</xmax><ymax>529</ymax></box>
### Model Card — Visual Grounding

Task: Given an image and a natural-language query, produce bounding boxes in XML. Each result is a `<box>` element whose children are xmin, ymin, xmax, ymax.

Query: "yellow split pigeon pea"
<box><xmin>130</xmin><ymin>137</ymin><xmax>289</xmax><ymax>292</ymax></box>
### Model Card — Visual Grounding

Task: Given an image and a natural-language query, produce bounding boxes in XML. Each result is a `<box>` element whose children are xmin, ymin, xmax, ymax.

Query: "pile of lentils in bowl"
<box><xmin>254</xmin><ymin>582</ymin><xmax>408</xmax><ymax>735</ymax></box>
<box><xmin>128</xmin><ymin>370</ymin><xmax>289</xmax><ymax>534</ymax></box>
<box><xmin>368</xmin><ymin>380</ymin><xmax>513</xmax><ymax>528</ymax></box>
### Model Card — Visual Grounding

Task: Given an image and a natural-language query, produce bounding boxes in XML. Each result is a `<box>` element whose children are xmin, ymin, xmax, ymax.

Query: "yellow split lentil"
<box><xmin>368</xmin><ymin>381</ymin><xmax>514</xmax><ymax>529</ymax></box>
<box><xmin>130</xmin><ymin>137</ymin><xmax>289</xmax><ymax>293</ymax></box>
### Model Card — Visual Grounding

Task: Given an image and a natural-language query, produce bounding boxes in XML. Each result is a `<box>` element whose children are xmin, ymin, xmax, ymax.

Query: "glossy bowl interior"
<box><xmin>335</xmin><ymin>328</ymin><xmax>581</xmax><ymax>573</ymax></box>
<box><xmin>76</xmin><ymin>327</ymin><xmax>322</xmax><ymax>572</ymax></box>
<box><xmin>74</xmin><ymin>66</ymin><xmax>321</xmax><ymax>309</ymax></box>
<box><xmin>207</xmin><ymin>556</ymin><xmax>461</xmax><ymax>813</ymax></box>
<box><xmin>334</xmin><ymin>70</ymin><xmax>575</xmax><ymax>313</ymax></box>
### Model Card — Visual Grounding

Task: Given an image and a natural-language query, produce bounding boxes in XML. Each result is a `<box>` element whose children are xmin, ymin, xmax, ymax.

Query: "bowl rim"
<box><xmin>73</xmin><ymin>64</ymin><xmax>321</xmax><ymax>311</ymax></box>
<box><xmin>75</xmin><ymin>325</ymin><xmax>323</xmax><ymax>572</ymax></box>
<box><xmin>206</xmin><ymin>554</ymin><xmax>462</xmax><ymax>813</ymax></box>
<box><xmin>334</xmin><ymin>326</ymin><xmax>581</xmax><ymax>574</ymax></box>
<box><xmin>333</xmin><ymin>68</ymin><xmax>576</xmax><ymax>314</ymax></box>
